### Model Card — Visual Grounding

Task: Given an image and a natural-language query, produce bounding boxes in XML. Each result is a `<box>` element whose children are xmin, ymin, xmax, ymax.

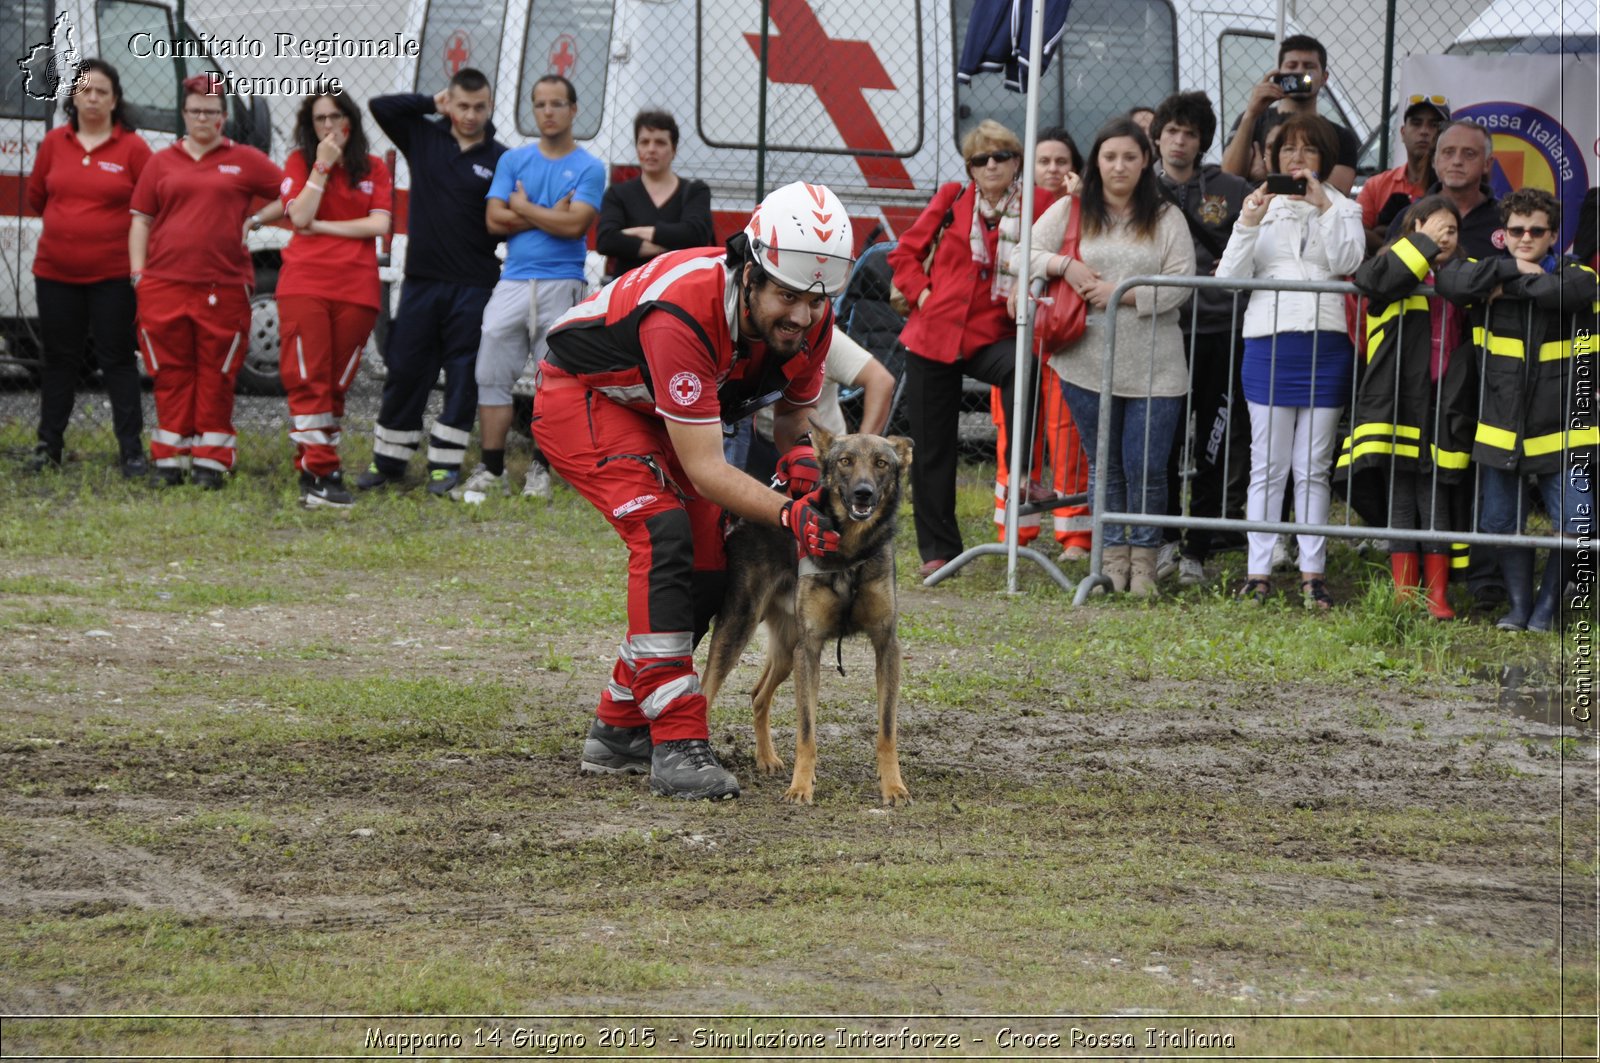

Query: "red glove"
<box><xmin>780</xmin><ymin>490</ymin><xmax>841</xmax><ymax>559</ymax></box>
<box><xmin>775</xmin><ymin>442</ymin><xmax>821</xmax><ymax>499</ymax></box>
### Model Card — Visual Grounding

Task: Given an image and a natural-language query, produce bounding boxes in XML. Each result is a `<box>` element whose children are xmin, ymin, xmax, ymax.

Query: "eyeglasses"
<box><xmin>968</xmin><ymin>151</ymin><xmax>1017</xmax><ymax>167</ymax></box>
<box><xmin>183</xmin><ymin>108</ymin><xmax>224</xmax><ymax>117</ymax></box>
<box><xmin>1505</xmin><ymin>226</ymin><xmax>1551</xmax><ymax>239</ymax></box>
<box><xmin>312</xmin><ymin>113</ymin><xmax>344</xmax><ymax>124</ymax></box>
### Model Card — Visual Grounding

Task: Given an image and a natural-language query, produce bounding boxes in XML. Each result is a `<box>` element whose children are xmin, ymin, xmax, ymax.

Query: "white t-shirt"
<box><xmin>755</xmin><ymin>326</ymin><xmax>875</xmax><ymax>440</ymax></box>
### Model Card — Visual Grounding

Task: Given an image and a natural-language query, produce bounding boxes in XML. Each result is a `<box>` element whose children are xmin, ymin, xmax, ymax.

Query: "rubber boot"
<box><xmin>1389</xmin><ymin>552</ymin><xmax>1420</xmax><ymax>605</ymax></box>
<box><xmin>1420</xmin><ymin>552</ymin><xmax>1456</xmax><ymax>620</ymax></box>
<box><xmin>1495</xmin><ymin>547</ymin><xmax>1535</xmax><ymax>631</ymax></box>
<box><xmin>1128</xmin><ymin>547</ymin><xmax>1160</xmax><ymax>598</ymax></box>
<box><xmin>1527</xmin><ymin>550</ymin><xmax>1565</xmax><ymax>633</ymax></box>
<box><xmin>1102</xmin><ymin>545</ymin><xmax>1131</xmax><ymax>594</ymax></box>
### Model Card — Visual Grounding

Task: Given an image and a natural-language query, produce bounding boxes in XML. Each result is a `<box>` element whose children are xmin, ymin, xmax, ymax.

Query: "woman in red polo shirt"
<box><xmin>129</xmin><ymin>75</ymin><xmax>280</xmax><ymax>488</ymax></box>
<box><xmin>273</xmin><ymin>91</ymin><xmax>393</xmax><ymax>508</ymax></box>
<box><xmin>25</xmin><ymin>59</ymin><xmax>151</xmax><ymax>477</ymax></box>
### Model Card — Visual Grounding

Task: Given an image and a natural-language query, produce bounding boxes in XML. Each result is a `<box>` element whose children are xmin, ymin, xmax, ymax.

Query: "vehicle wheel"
<box><xmin>237</xmin><ymin>261</ymin><xmax>285</xmax><ymax>395</ymax></box>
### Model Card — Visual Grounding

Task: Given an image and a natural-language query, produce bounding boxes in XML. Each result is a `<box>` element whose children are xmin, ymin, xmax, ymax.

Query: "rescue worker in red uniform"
<box><xmin>129</xmin><ymin>75</ymin><xmax>281</xmax><ymax>486</ymax></box>
<box><xmin>537</xmin><ymin>182</ymin><xmax>853</xmax><ymax>800</ymax></box>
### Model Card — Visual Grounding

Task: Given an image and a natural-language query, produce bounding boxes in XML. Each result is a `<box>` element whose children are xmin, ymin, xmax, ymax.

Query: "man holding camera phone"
<box><xmin>1356</xmin><ymin>95</ymin><xmax>1447</xmax><ymax>254</ymax></box>
<box><xmin>1221</xmin><ymin>34</ymin><xmax>1360</xmax><ymax>194</ymax></box>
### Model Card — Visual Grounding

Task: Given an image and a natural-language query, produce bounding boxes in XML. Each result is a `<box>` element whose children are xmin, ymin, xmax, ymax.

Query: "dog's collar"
<box><xmin>798</xmin><ymin>554</ymin><xmax>869</xmax><ymax>578</ymax></box>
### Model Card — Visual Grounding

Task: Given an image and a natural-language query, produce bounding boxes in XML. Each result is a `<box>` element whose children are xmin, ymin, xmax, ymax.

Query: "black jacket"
<box><xmin>1436</xmin><ymin>253</ymin><xmax>1600</xmax><ymax>475</ymax></box>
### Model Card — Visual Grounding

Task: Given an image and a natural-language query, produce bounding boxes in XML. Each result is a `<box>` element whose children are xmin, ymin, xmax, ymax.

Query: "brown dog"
<box><xmin>703</xmin><ymin>427</ymin><xmax>913</xmax><ymax>805</ymax></box>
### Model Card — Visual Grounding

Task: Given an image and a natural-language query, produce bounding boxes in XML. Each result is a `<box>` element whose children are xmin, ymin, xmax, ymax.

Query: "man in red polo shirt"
<box><xmin>537</xmin><ymin>182</ymin><xmax>854</xmax><ymax>800</ymax></box>
<box><xmin>129</xmin><ymin>75</ymin><xmax>280</xmax><ymax>486</ymax></box>
<box><xmin>1357</xmin><ymin>94</ymin><xmax>1449</xmax><ymax>254</ymax></box>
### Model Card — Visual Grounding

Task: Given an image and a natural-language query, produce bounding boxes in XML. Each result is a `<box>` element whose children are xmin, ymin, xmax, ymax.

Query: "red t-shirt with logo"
<box><xmin>277</xmin><ymin>151</ymin><xmax>393</xmax><ymax>310</ymax></box>
<box><xmin>27</xmin><ymin>124</ymin><xmax>153</xmax><ymax>284</ymax></box>
<box><xmin>637</xmin><ymin>311</ymin><xmax>827</xmax><ymax>426</ymax></box>
<box><xmin>130</xmin><ymin>139</ymin><xmax>282</xmax><ymax>286</ymax></box>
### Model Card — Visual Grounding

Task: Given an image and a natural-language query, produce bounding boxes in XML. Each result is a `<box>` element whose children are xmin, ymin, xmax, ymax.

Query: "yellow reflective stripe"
<box><xmin>1524</xmin><ymin>426</ymin><xmax>1600</xmax><ymax>456</ymax></box>
<box><xmin>1351</xmin><ymin>422</ymin><xmax>1421</xmax><ymax>440</ymax></box>
<box><xmin>1537</xmin><ymin>338</ymin><xmax>1570</xmax><ymax>362</ymax></box>
<box><xmin>1365</xmin><ymin>296</ymin><xmax>1429</xmax><ymax>354</ymax></box>
<box><xmin>1392</xmin><ymin>237</ymin><xmax>1431</xmax><ymax>279</ymax></box>
<box><xmin>1431</xmin><ymin>445</ymin><xmax>1471</xmax><ymax>470</ymax></box>
<box><xmin>1349</xmin><ymin>441</ymin><xmax>1420</xmax><ymax>461</ymax></box>
<box><xmin>1476</xmin><ymin>422</ymin><xmax>1518</xmax><ymax>451</ymax></box>
<box><xmin>1449</xmin><ymin>545</ymin><xmax>1471</xmax><ymax>570</ymax></box>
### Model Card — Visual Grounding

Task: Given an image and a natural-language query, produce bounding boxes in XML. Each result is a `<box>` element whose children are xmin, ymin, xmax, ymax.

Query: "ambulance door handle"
<box><xmin>612</xmin><ymin>39</ymin><xmax>630</xmax><ymax>62</ymax></box>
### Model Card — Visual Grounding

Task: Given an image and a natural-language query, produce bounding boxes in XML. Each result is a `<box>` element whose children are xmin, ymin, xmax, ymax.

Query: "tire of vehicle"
<box><xmin>237</xmin><ymin>258</ymin><xmax>285</xmax><ymax>395</ymax></box>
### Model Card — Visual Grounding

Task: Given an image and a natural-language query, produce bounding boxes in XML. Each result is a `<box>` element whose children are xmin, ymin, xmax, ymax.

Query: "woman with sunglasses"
<box><xmin>129</xmin><ymin>75</ymin><xmax>280</xmax><ymax>487</ymax></box>
<box><xmin>25</xmin><ymin>59</ymin><xmax>151</xmax><ymax>477</ymax></box>
<box><xmin>270</xmin><ymin>92</ymin><xmax>393</xmax><ymax>508</ymax></box>
<box><xmin>888</xmin><ymin>119</ymin><xmax>1054</xmax><ymax>578</ymax></box>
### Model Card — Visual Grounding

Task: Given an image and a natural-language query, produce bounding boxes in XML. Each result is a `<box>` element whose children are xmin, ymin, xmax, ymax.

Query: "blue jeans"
<box><xmin>1062</xmin><ymin>382</ymin><xmax>1183</xmax><ymax>548</ymax></box>
<box><xmin>1479</xmin><ymin>464</ymin><xmax>1594</xmax><ymax>539</ymax></box>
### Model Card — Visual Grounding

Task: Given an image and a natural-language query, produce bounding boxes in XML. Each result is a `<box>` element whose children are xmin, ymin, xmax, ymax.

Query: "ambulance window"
<box><xmin>97</xmin><ymin>0</ymin><xmax>182</xmax><ymax>132</ymax></box>
<box><xmin>2</xmin><ymin>0</ymin><xmax>55</xmax><ymax>119</ymax></box>
<box><xmin>1217</xmin><ymin>32</ymin><xmax>1276</xmax><ymax>140</ymax></box>
<box><xmin>416</xmin><ymin>0</ymin><xmax>504</xmax><ymax>98</ymax></box>
<box><xmin>953</xmin><ymin>0</ymin><xmax>1175</xmax><ymax>158</ymax></box>
<box><xmin>516</xmin><ymin>0</ymin><xmax>611</xmax><ymax>140</ymax></box>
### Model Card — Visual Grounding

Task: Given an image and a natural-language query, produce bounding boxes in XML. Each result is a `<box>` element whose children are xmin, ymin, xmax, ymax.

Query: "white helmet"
<box><xmin>743</xmin><ymin>182</ymin><xmax>854</xmax><ymax>297</ymax></box>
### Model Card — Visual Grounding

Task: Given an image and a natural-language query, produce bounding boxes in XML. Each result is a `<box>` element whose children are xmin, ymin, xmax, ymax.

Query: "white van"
<box><xmin>1</xmin><ymin>0</ymin><xmax>1368</xmax><ymax>392</ymax></box>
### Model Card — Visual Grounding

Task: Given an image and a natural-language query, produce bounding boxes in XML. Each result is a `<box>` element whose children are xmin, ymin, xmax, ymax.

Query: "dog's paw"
<box><xmin>880</xmin><ymin>783</ymin><xmax>912</xmax><ymax>807</ymax></box>
<box><xmin>755</xmin><ymin>753</ymin><xmax>786</xmax><ymax>775</ymax></box>
<box><xmin>780</xmin><ymin>781</ymin><xmax>815</xmax><ymax>804</ymax></box>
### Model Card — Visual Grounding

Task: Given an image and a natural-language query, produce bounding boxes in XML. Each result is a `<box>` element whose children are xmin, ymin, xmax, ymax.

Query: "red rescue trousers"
<box><xmin>278</xmin><ymin>295</ymin><xmax>376</xmax><ymax>476</ymax></box>
<box><xmin>136</xmin><ymin>278</ymin><xmax>251</xmax><ymax>473</ymax></box>
<box><xmin>532</xmin><ymin>368</ymin><xmax>727</xmax><ymax>743</ymax></box>
<box><xmin>991</xmin><ymin>364</ymin><xmax>1091</xmax><ymax>549</ymax></box>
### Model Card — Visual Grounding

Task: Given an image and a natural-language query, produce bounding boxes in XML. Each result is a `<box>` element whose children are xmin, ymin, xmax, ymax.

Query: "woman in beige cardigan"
<box><xmin>1015</xmin><ymin>117</ymin><xmax>1195</xmax><ymax>595</ymax></box>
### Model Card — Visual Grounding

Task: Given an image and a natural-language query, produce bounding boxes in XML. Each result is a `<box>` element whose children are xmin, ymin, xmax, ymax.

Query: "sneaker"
<box><xmin>355</xmin><ymin>463</ymin><xmax>404</xmax><ymax>491</ymax></box>
<box><xmin>425</xmin><ymin>467</ymin><xmax>461</xmax><ymax>497</ymax></box>
<box><xmin>449</xmin><ymin>463</ymin><xmax>508</xmax><ymax>503</ymax></box>
<box><xmin>523</xmin><ymin>460</ymin><xmax>553</xmax><ymax>500</ymax></box>
<box><xmin>148</xmin><ymin>466</ymin><xmax>184</xmax><ymax>488</ymax></box>
<box><xmin>301</xmin><ymin>470</ymin><xmax>354</xmax><ymax>509</ymax></box>
<box><xmin>1155</xmin><ymin>540</ymin><xmax>1180</xmax><ymax>580</ymax></box>
<box><xmin>26</xmin><ymin>445</ymin><xmax>61</xmax><ymax>473</ymax></box>
<box><xmin>119</xmin><ymin>454</ymin><xmax>149</xmax><ymax>480</ymax></box>
<box><xmin>1178</xmin><ymin>556</ymin><xmax>1206</xmax><ymax>586</ymax></box>
<box><xmin>1270</xmin><ymin>535</ymin><xmax>1296</xmax><ymax>573</ymax></box>
<box><xmin>649</xmin><ymin>738</ymin><xmax>740</xmax><ymax>800</ymax></box>
<box><xmin>191</xmin><ymin>467</ymin><xmax>225</xmax><ymax>490</ymax></box>
<box><xmin>579</xmin><ymin>719</ymin><xmax>652</xmax><ymax>775</ymax></box>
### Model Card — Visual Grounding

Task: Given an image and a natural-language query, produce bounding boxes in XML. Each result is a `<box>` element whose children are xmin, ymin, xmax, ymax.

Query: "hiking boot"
<box><xmin>119</xmin><ymin>454</ymin><xmax>149</xmax><ymax>480</ymax></box>
<box><xmin>301</xmin><ymin>470</ymin><xmax>354</xmax><ymax>509</ymax></box>
<box><xmin>192</xmin><ymin>467</ymin><xmax>225</xmax><ymax>490</ymax></box>
<box><xmin>425</xmin><ymin>466</ymin><xmax>462</xmax><ymax>497</ymax></box>
<box><xmin>1178</xmin><ymin>555</ymin><xmax>1206</xmax><ymax>586</ymax></box>
<box><xmin>26</xmin><ymin>445</ymin><xmax>61</xmax><ymax>473</ymax></box>
<box><xmin>149</xmin><ymin>466</ymin><xmax>185</xmax><ymax>488</ymax></box>
<box><xmin>1128</xmin><ymin>546</ymin><xmax>1160</xmax><ymax>598</ymax></box>
<box><xmin>523</xmin><ymin>460</ymin><xmax>553</xmax><ymax>500</ymax></box>
<box><xmin>649</xmin><ymin>738</ymin><xmax>740</xmax><ymax>800</ymax></box>
<box><xmin>579</xmin><ymin>719</ymin><xmax>652</xmax><ymax>775</ymax></box>
<box><xmin>450</xmin><ymin>463</ymin><xmax>507</xmax><ymax>503</ymax></box>
<box><xmin>355</xmin><ymin>463</ymin><xmax>404</xmax><ymax>491</ymax></box>
<box><xmin>1155</xmin><ymin>540</ymin><xmax>1180</xmax><ymax>581</ymax></box>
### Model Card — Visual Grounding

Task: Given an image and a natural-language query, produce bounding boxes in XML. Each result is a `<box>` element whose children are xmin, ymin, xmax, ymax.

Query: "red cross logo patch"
<box><xmin>668</xmin><ymin>371</ymin><xmax>703</xmax><ymax>406</ymax></box>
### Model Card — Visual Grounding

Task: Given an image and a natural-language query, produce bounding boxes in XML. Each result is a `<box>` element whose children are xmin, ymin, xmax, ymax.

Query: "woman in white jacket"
<box><xmin>1216</xmin><ymin>114</ymin><xmax>1364</xmax><ymax>608</ymax></box>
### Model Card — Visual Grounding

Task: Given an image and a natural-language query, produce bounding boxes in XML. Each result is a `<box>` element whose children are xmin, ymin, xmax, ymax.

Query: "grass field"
<box><xmin>0</xmin><ymin>428</ymin><xmax>1595</xmax><ymax>1059</ymax></box>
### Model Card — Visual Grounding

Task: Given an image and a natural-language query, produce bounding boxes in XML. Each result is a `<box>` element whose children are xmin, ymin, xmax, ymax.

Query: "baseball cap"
<box><xmin>1404</xmin><ymin>94</ymin><xmax>1450</xmax><ymax>122</ymax></box>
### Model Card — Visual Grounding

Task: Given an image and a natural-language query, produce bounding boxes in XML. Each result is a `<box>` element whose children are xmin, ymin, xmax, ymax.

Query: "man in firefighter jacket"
<box><xmin>1437</xmin><ymin>187</ymin><xmax>1600</xmax><ymax>631</ymax></box>
<box><xmin>536</xmin><ymin>182</ymin><xmax>854</xmax><ymax>799</ymax></box>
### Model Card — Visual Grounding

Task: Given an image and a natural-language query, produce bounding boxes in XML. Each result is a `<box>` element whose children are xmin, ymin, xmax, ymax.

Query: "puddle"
<box><xmin>1469</xmin><ymin>665</ymin><xmax>1595</xmax><ymax>734</ymax></box>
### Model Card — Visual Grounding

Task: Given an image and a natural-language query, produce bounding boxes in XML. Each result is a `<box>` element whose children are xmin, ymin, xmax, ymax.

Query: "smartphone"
<box><xmin>1274</xmin><ymin>71</ymin><xmax>1315</xmax><ymax>97</ymax></box>
<box><xmin>1265</xmin><ymin>173</ymin><xmax>1308</xmax><ymax>196</ymax></box>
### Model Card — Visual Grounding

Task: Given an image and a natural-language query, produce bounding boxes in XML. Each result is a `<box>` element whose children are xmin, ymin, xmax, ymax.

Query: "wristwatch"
<box><xmin>248</xmin><ymin>214</ymin><xmax>263</xmax><ymax>231</ymax></box>
<box><xmin>313</xmin><ymin>160</ymin><xmax>332</xmax><ymax>175</ymax></box>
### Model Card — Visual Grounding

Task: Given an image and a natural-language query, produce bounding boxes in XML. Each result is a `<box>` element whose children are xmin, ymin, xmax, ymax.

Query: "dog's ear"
<box><xmin>809</xmin><ymin>424</ymin><xmax>836</xmax><ymax>459</ymax></box>
<box><xmin>888</xmin><ymin>435</ymin><xmax>913</xmax><ymax>470</ymax></box>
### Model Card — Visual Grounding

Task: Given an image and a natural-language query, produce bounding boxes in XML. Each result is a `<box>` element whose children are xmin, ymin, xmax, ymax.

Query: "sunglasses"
<box><xmin>968</xmin><ymin>151</ymin><xmax>1017</xmax><ymax>167</ymax></box>
<box><xmin>1506</xmin><ymin>226</ymin><xmax>1551</xmax><ymax>239</ymax></box>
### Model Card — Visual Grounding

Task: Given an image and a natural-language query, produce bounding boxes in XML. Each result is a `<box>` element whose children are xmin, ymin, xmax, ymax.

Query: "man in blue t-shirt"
<box><xmin>456</xmin><ymin>74</ymin><xmax>606</xmax><ymax>502</ymax></box>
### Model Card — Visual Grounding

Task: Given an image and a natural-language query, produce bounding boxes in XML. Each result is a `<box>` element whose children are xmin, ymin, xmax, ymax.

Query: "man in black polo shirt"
<box><xmin>357</xmin><ymin>68</ymin><xmax>509</xmax><ymax>494</ymax></box>
<box><xmin>1221</xmin><ymin>34</ymin><xmax>1361</xmax><ymax>194</ymax></box>
<box><xmin>1388</xmin><ymin>120</ymin><xmax>1504</xmax><ymax>258</ymax></box>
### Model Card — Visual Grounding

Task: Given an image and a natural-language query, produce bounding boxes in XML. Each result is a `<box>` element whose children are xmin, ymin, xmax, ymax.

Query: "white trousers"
<box><xmin>1245</xmin><ymin>402</ymin><xmax>1344</xmax><ymax>576</ymax></box>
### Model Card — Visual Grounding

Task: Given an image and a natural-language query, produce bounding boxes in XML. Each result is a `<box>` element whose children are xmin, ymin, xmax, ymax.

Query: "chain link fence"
<box><xmin>0</xmin><ymin>0</ymin><xmax>1584</xmax><ymax>463</ymax></box>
